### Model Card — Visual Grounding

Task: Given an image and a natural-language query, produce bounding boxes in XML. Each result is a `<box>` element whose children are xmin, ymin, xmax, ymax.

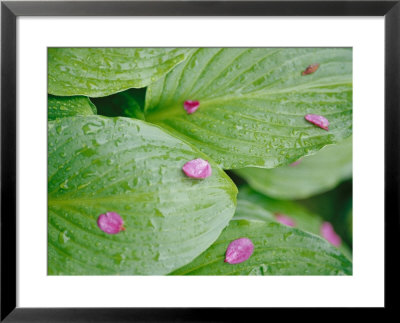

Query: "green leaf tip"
<box><xmin>48</xmin><ymin>48</ymin><xmax>195</xmax><ymax>97</ymax></box>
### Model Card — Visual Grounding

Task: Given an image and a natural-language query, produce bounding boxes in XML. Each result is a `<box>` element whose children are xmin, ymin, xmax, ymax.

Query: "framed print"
<box><xmin>1</xmin><ymin>0</ymin><xmax>399</xmax><ymax>321</ymax></box>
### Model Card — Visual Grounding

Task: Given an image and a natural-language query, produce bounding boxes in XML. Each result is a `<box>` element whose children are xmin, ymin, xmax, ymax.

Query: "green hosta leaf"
<box><xmin>235</xmin><ymin>137</ymin><xmax>352</xmax><ymax>199</ymax></box>
<box><xmin>233</xmin><ymin>199</ymin><xmax>275</xmax><ymax>222</ymax></box>
<box><xmin>91</xmin><ymin>88</ymin><xmax>145</xmax><ymax>120</ymax></box>
<box><xmin>48</xmin><ymin>116</ymin><xmax>237</xmax><ymax>275</ymax></box>
<box><xmin>48</xmin><ymin>48</ymin><xmax>194</xmax><ymax>97</ymax></box>
<box><xmin>238</xmin><ymin>186</ymin><xmax>323</xmax><ymax>234</ymax></box>
<box><xmin>145</xmin><ymin>48</ymin><xmax>352</xmax><ymax>169</ymax></box>
<box><xmin>48</xmin><ymin>95</ymin><xmax>96</xmax><ymax>120</ymax></box>
<box><xmin>238</xmin><ymin>186</ymin><xmax>352</xmax><ymax>259</ymax></box>
<box><xmin>171</xmin><ymin>219</ymin><xmax>352</xmax><ymax>275</ymax></box>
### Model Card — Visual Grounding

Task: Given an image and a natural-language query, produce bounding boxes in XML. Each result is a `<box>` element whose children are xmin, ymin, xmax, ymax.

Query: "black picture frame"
<box><xmin>1</xmin><ymin>0</ymin><xmax>398</xmax><ymax>321</ymax></box>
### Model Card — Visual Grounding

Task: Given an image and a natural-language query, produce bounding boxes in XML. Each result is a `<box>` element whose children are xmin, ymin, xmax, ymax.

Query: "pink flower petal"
<box><xmin>302</xmin><ymin>63</ymin><xmax>320</xmax><ymax>75</ymax></box>
<box><xmin>320</xmin><ymin>221</ymin><xmax>342</xmax><ymax>247</ymax></box>
<box><xmin>183</xmin><ymin>100</ymin><xmax>200</xmax><ymax>114</ymax></box>
<box><xmin>97</xmin><ymin>212</ymin><xmax>125</xmax><ymax>234</ymax></box>
<box><xmin>275</xmin><ymin>213</ymin><xmax>296</xmax><ymax>227</ymax></box>
<box><xmin>304</xmin><ymin>114</ymin><xmax>329</xmax><ymax>131</ymax></box>
<box><xmin>182</xmin><ymin>158</ymin><xmax>212</xmax><ymax>179</ymax></box>
<box><xmin>224</xmin><ymin>237</ymin><xmax>254</xmax><ymax>264</ymax></box>
<box><xmin>289</xmin><ymin>159</ymin><xmax>302</xmax><ymax>167</ymax></box>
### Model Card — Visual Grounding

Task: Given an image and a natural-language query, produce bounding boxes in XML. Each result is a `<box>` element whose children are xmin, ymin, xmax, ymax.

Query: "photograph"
<box><xmin>2</xmin><ymin>0</ymin><xmax>397</xmax><ymax>318</ymax></box>
<box><xmin>47</xmin><ymin>47</ymin><xmax>353</xmax><ymax>276</ymax></box>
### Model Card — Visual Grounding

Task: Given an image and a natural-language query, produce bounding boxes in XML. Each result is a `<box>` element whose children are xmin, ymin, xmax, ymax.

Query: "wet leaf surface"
<box><xmin>48</xmin><ymin>116</ymin><xmax>237</xmax><ymax>275</ymax></box>
<box><xmin>145</xmin><ymin>48</ymin><xmax>352</xmax><ymax>169</ymax></box>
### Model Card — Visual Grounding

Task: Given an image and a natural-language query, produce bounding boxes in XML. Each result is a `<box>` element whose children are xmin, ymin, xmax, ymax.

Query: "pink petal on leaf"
<box><xmin>224</xmin><ymin>237</ymin><xmax>254</xmax><ymax>264</ymax></box>
<box><xmin>97</xmin><ymin>212</ymin><xmax>125</xmax><ymax>234</ymax></box>
<box><xmin>320</xmin><ymin>221</ymin><xmax>342</xmax><ymax>247</ymax></box>
<box><xmin>183</xmin><ymin>100</ymin><xmax>200</xmax><ymax>114</ymax></box>
<box><xmin>302</xmin><ymin>63</ymin><xmax>320</xmax><ymax>75</ymax></box>
<box><xmin>275</xmin><ymin>213</ymin><xmax>296</xmax><ymax>227</ymax></box>
<box><xmin>182</xmin><ymin>158</ymin><xmax>212</xmax><ymax>179</ymax></box>
<box><xmin>289</xmin><ymin>159</ymin><xmax>302</xmax><ymax>167</ymax></box>
<box><xmin>305</xmin><ymin>114</ymin><xmax>329</xmax><ymax>131</ymax></box>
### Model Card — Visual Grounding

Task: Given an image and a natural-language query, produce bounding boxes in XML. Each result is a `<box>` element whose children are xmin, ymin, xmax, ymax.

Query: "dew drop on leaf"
<box><xmin>56</xmin><ymin>125</ymin><xmax>63</xmax><ymax>134</ymax></box>
<box><xmin>154</xmin><ymin>208</ymin><xmax>165</xmax><ymax>218</ymax></box>
<box><xmin>59</xmin><ymin>179</ymin><xmax>69</xmax><ymax>190</ymax></box>
<box><xmin>75</xmin><ymin>182</ymin><xmax>87</xmax><ymax>190</ymax></box>
<box><xmin>248</xmin><ymin>264</ymin><xmax>269</xmax><ymax>275</ymax></box>
<box><xmin>113</xmin><ymin>253</ymin><xmax>127</xmax><ymax>265</ymax></box>
<box><xmin>58</xmin><ymin>230</ymin><xmax>70</xmax><ymax>244</ymax></box>
<box><xmin>283</xmin><ymin>231</ymin><xmax>293</xmax><ymax>241</ymax></box>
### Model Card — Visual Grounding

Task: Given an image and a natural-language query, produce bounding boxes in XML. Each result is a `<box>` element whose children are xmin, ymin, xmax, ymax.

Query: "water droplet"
<box><xmin>59</xmin><ymin>179</ymin><xmax>69</xmax><ymax>190</ymax></box>
<box><xmin>114</xmin><ymin>138</ymin><xmax>124</xmax><ymax>147</ymax></box>
<box><xmin>81</xmin><ymin>148</ymin><xmax>96</xmax><ymax>157</ymax></box>
<box><xmin>283</xmin><ymin>231</ymin><xmax>293</xmax><ymax>241</ymax></box>
<box><xmin>82</xmin><ymin>171</ymin><xmax>95</xmax><ymax>178</ymax></box>
<box><xmin>77</xmin><ymin>183</ymin><xmax>89</xmax><ymax>190</ymax></box>
<box><xmin>58</xmin><ymin>230</ymin><xmax>70</xmax><ymax>244</ymax></box>
<box><xmin>82</xmin><ymin>124</ymin><xmax>93</xmax><ymax>135</ymax></box>
<box><xmin>147</xmin><ymin>219</ymin><xmax>156</xmax><ymax>229</ymax></box>
<box><xmin>153</xmin><ymin>252</ymin><xmax>160</xmax><ymax>261</ymax></box>
<box><xmin>249</xmin><ymin>264</ymin><xmax>268</xmax><ymax>275</ymax></box>
<box><xmin>56</xmin><ymin>126</ymin><xmax>63</xmax><ymax>134</ymax></box>
<box><xmin>155</xmin><ymin>208</ymin><xmax>165</xmax><ymax>218</ymax></box>
<box><xmin>131</xmin><ymin>250</ymin><xmax>140</xmax><ymax>260</ymax></box>
<box><xmin>113</xmin><ymin>253</ymin><xmax>126</xmax><ymax>265</ymax></box>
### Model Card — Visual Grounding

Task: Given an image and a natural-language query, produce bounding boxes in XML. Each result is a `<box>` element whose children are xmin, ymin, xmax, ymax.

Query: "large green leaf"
<box><xmin>145</xmin><ymin>48</ymin><xmax>352</xmax><ymax>169</ymax></box>
<box><xmin>48</xmin><ymin>95</ymin><xmax>96</xmax><ymax>120</ymax></box>
<box><xmin>48</xmin><ymin>116</ymin><xmax>237</xmax><ymax>275</ymax></box>
<box><xmin>235</xmin><ymin>137</ymin><xmax>352</xmax><ymax>199</ymax></box>
<box><xmin>238</xmin><ymin>186</ymin><xmax>352</xmax><ymax>259</ymax></box>
<box><xmin>171</xmin><ymin>219</ymin><xmax>352</xmax><ymax>275</ymax></box>
<box><xmin>48</xmin><ymin>48</ymin><xmax>194</xmax><ymax>97</ymax></box>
